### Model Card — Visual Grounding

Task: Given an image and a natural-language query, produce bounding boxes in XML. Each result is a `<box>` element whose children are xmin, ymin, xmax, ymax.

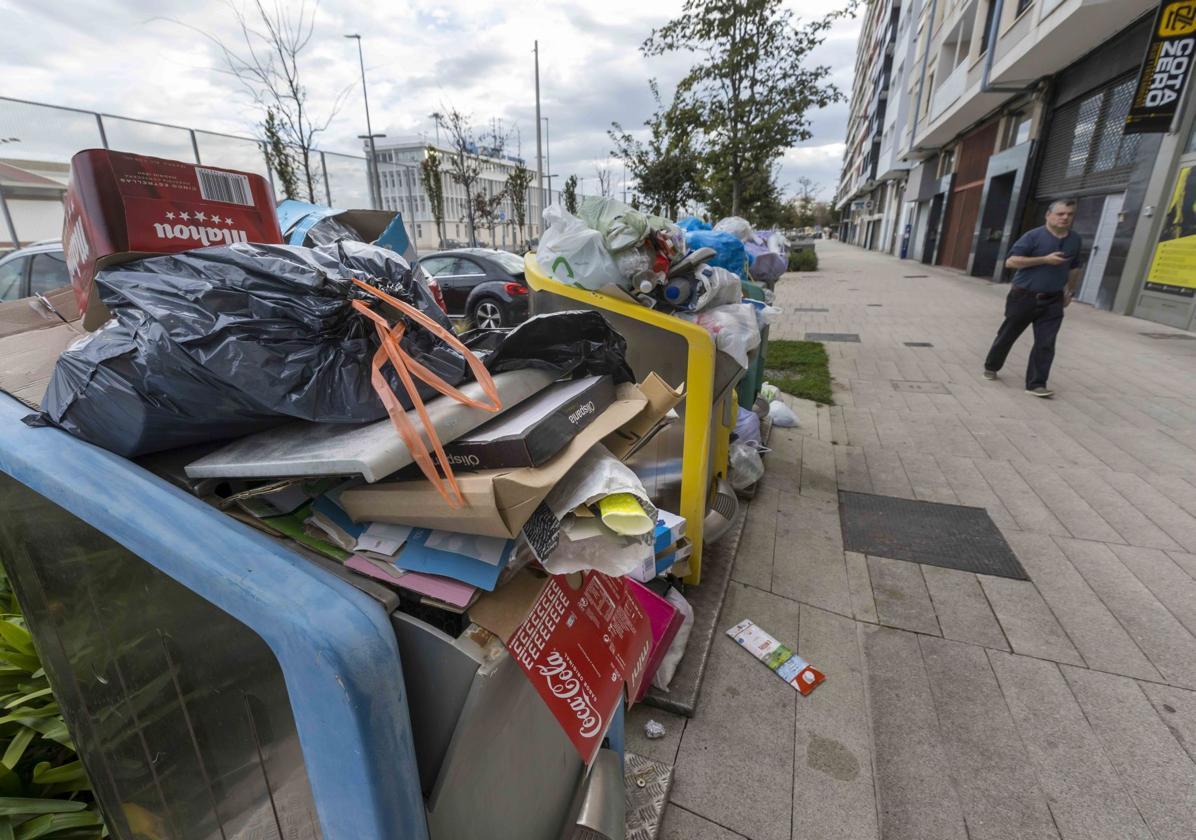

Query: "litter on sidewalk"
<box><xmin>726</xmin><ymin>619</ymin><xmax>826</xmax><ymax>696</ymax></box>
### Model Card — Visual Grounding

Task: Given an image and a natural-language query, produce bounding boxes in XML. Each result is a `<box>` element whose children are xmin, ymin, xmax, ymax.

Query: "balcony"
<box><xmin>931</xmin><ymin>62</ymin><xmax>968</xmax><ymax>121</ymax></box>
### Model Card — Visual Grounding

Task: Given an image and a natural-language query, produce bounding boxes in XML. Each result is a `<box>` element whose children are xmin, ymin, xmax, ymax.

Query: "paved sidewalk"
<box><xmin>629</xmin><ymin>240</ymin><xmax>1196</xmax><ymax>839</ymax></box>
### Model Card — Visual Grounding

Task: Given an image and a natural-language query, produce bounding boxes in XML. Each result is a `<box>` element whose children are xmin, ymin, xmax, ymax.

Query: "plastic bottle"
<box><xmin>663</xmin><ymin>277</ymin><xmax>692</xmax><ymax>305</ymax></box>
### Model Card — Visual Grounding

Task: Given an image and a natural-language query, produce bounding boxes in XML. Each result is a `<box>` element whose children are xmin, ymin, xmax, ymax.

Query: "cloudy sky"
<box><xmin>1</xmin><ymin>0</ymin><xmax>859</xmax><ymax>201</ymax></box>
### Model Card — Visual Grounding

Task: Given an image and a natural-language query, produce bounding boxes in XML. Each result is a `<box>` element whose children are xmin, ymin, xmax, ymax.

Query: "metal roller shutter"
<box><xmin>1036</xmin><ymin>74</ymin><xmax>1142</xmax><ymax>200</ymax></box>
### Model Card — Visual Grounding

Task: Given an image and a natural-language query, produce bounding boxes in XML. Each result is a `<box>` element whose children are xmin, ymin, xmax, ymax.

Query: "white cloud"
<box><xmin>0</xmin><ymin>0</ymin><xmax>859</xmax><ymax>203</ymax></box>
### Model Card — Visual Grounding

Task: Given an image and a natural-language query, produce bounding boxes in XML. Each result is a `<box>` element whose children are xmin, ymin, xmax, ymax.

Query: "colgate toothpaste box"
<box><xmin>63</xmin><ymin>149</ymin><xmax>282</xmax><ymax>330</ymax></box>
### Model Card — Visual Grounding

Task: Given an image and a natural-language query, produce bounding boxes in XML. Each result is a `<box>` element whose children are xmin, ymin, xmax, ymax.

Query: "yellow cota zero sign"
<box><xmin>1159</xmin><ymin>1</ymin><xmax>1196</xmax><ymax>37</ymax></box>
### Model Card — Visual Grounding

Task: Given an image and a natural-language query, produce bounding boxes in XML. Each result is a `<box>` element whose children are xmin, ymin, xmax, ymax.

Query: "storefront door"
<box><xmin>1077</xmin><ymin>193</ymin><xmax>1124</xmax><ymax>306</ymax></box>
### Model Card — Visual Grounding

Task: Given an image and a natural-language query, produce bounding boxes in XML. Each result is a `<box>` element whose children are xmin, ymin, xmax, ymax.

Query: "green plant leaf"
<box><xmin>29</xmin><ymin>765</ymin><xmax>86</xmax><ymax>787</ymax></box>
<box><xmin>4</xmin><ymin>692</ymin><xmax>53</xmax><ymax>713</ymax></box>
<box><xmin>0</xmin><ymin>817</ymin><xmax>14</xmax><ymax>840</ymax></box>
<box><xmin>14</xmin><ymin>810</ymin><xmax>102</xmax><ymax>840</ymax></box>
<box><xmin>0</xmin><ymin>799</ymin><xmax>86</xmax><ymax>817</ymax></box>
<box><xmin>0</xmin><ymin>657</ymin><xmax>37</xmax><ymax>676</ymax></box>
<box><xmin>0</xmin><ymin>625</ymin><xmax>33</xmax><ymax>658</ymax></box>
<box><xmin>1</xmin><ymin>729</ymin><xmax>35</xmax><ymax>771</ymax></box>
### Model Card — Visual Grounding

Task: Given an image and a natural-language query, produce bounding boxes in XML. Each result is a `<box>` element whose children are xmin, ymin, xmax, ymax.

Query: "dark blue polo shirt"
<box><xmin>1008</xmin><ymin>226</ymin><xmax>1083</xmax><ymax>293</ymax></box>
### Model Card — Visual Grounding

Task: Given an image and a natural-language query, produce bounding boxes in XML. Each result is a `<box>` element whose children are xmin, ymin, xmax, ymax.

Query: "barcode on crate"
<box><xmin>195</xmin><ymin>167</ymin><xmax>254</xmax><ymax>206</ymax></box>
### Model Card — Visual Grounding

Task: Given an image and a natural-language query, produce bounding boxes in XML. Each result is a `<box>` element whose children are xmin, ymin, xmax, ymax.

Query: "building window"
<box><xmin>979</xmin><ymin>0</ymin><xmax>998</xmax><ymax>54</ymax></box>
<box><xmin>1002</xmin><ymin>112</ymin><xmax>1032</xmax><ymax>149</ymax></box>
<box><xmin>1015</xmin><ymin>0</ymin><xmax>1032</xmax><ymax>15</ymax></box>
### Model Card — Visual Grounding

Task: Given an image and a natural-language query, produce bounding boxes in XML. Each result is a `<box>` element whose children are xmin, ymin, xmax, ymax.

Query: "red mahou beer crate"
<box><xmin>63</xmin><ymin>149</ymin><xmax>282</xmax><ymax>329</ymax></box>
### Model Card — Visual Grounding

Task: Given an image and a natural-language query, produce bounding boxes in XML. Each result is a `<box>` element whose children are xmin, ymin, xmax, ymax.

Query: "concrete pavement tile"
<box><xmin>918</xmin><ymin>637</ymin><xmax>1058</xmax><ymax>840</ymax></box>
<box><xmin>971</xmin><ymin>459</ymin><xmax>1070</xmax><ymax>536</ymax></box>
<box><xmin>1138</xmin><ymin>681</ymin><xmax>1196</xmax><ymax>765</ymax></box>
<box><xmin>816</xmin><ymin>404</ymin><xmax>833</xmax><ymax>443</ymax></box>
<box><xmin>1167</xmin><ymin>549</ymin><xmax>1196</xmax><ymax>579</ymax></box>
<box><xmin>626</xmin><ymin>704</ymin><xmax>686</xmax><ymax>767</ymax></box>
<box><xmin>771</xmin><ymin>494</ymin><xmax>852</xmax><ymax>617</ymax></box>
<box><xmin>764</xmin><ymin>428</ymin><xmax>802</xmax><ymax>497</ymax></box>
<box><xmin>671</xmin><ymin>582</ymin><xmax>797</xmax><ymax>840</ymax></box>
<box><xmin>866</xmin><ymin>556</ymin><xmax>941</xmax><ymax>636</ymax></box>
<box><xmin>793</xmin><ymin>606</ymin><xmax>880</xmax><ymax>840</ymax></box>
<box><xmin>1003</xmin><ymin>532</ymin><xmax>1160</xmax><ymax>681</ymax></box>
<box><xmin>845</xmin><ymin>551</ymin><xmax>879</xmax><ymax>624</ymax></box>
<box><xmin>1055</xmin><ymin>538</ymin><xmax>1196</xmax><ymax>688</ymax></box>
<box><xmin>732</xmin><ymin>487</ymin><xmax>778</xmax><ymax>592</ymax></box>
<box><xmin>1011</xmin><ymin>462</ymin><xmax>1124</xmax><ymax>543</ymax></box>
<box><xmin>828</xmin><ymin>406</ymin><xmax>849</xmax><ymax>446</ymax></box>
<box><xmin>1142</xmin><ymin>473</ymin><xmax>1196</xmax><ymax>519</ymax></box>
<box><xmin>920</xmin><ymin>566</ymin><xmax>1009</xmax><ymax>650</ymax></box>
<box><xmin>977</xmin><ymin>577</ymin><xmax>1085</xmax><ymax>665</ymax></box>
<box><xmin>833</xmin><ymin>445</ymin><xmax>872</xmax><ymax>493</ymax></box>
<box><xmin>933</xmin><ymin>454</ymin><xmax>1019</xmax><ymax>531</ymax></box>
<box><xmin>896</xmin><ymin>451</ymin><xmax>959</xmax><ymax>504</ymax></box>
<box><xmin>1062</xmin><ymin>666</ymin><xmax>1196</xmax><ymax>840</ymax></box>
<box><xmin>957</xmin><ymin>415</ymin><xmax>1026</xmax><ymax>463</ymax></box>
<box><xmin>859</xmin><ymin>625</ymin><xmax>968</xmax><ymax>840</ymax></box>
<box><xmin>1110</xmin><ymin>543</ymin><xmax>1196</xmax><ymax>638</ymax></box>
<box><xmin>1056</xmin><ymin>467</ymin><xmax>1181</xmax><ymax>551</ymax></box>
<box><xmin>660</xmin><ymin>805</ymin><xmax>749</xmax><ymax>840</ymax></box>
<box><xmin>1061</xmin><ymin>424</ymin><xmax>1153</xmax><ymax>477</ymax></box>
<box><xmin>842</xmin><ymin>407</ymin><xmax>881</xmax><ymax>448</ymax></box>
<box><xmin>800</xmin><ymin>438</ymin><xmax>839</xmax><ymax>503</ymax></box>
<box><xmin>862</xmin><ymin>447</ymin><xmax>915</xmax><ymax>499</ymax></box>
<box><xmin>990</xmin><ymin>416</ymin><xmax>1064</xmax><ymax>467</ymax></box>
<box><xmin>987</xmin><ymin>651</ymin><xmax>1152</xmax><ymax>840</ymax></box>
<box><xmin>1099</xmin><ymin>471</ymin><xmax>1196</xmax><ymax>552</ymax></box>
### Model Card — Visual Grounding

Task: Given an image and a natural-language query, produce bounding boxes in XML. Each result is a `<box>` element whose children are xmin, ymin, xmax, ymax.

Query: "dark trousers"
<box><xmin>984</xmin><ymin>287</ymin><xmax>1065</xmax><ymax>389</ymax></box>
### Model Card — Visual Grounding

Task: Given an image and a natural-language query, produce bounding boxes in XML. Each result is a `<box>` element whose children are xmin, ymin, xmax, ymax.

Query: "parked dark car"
<box><xmin>0</xmin><ymin>241</ymin><xmax>69</xmax><ymax>302</ymax></box>
<box><xmin>415</xmin><ymin>248</ymin><xmax>529</xmax><ymax>329</ymax></box>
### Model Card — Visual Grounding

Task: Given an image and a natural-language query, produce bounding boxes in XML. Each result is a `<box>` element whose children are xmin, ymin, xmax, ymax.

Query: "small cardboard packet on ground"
<box><xmin>726</xmin><ymin>619</ymin><xmax>825</xmax><ymax>696</ymax></box>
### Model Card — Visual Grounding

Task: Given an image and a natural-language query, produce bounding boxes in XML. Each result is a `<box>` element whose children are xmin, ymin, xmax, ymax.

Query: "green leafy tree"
<box><xmin>473</xmin><ymin>187</ymin><xmax>506</xmax><ymax>246</ymax></box>
<box><xmin>562</xmin><ymin>175</ymin><xmax>579</xmax><ymax>214</ymax></box>
<box><xmin>610</xmin><ymin>80</ymin><xmax>703</xmax><ymax>219</ymax></box>
<box><xmin>505</xmin><ymin>162</ymin><xmax>534</xmax><ymax>245</ymax></box>
<box><xmin>262</xmin><ymin>108</ymin><xmax>299</xmax><ymax>200</ymax></box>
<box><xmin>443</xmin><ymin>108</ymin><xmax>484</xmax><ymax>246</ymax></box>
<box><xmin>643</xmin><ymin>0</ymin><xmax>851</xmax><ymax>215</ymax></box>
<box><xmin>419</xmin><ymin>146</ymin><xmax>447</xmax><ymax>247</ymax></box>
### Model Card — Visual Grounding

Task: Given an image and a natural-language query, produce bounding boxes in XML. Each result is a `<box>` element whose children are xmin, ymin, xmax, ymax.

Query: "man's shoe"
<box><xmin>983</xmin><ymin>370</ymin><xmax>998</xmax><ymax>380</ymax></box>
<box><xmin>1026</xmin><ymin>386</ymin><xmax>1054</xmax><ymax>398</ymax></box>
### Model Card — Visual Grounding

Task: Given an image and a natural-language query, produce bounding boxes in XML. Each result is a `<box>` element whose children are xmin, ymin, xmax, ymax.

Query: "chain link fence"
<box><xmin>0</xmin><ymin>97</ymin><xmax>374</xmax><ymax>248</ymax></box>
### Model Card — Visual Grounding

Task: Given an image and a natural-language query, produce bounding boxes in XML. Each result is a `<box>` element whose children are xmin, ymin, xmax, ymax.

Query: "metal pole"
<box><xmin>0</xmin><ymin>183</ymin><xmax>20</xmax><ymax>248</ymax></box>
<box><xmin>321</xmin><ymin>151</ymin><xmax>332</xmax><ymax>205</ymax></box>
<box><xmin>347</xmin><ymin>34</ymin><xmax>383</xmax><ymax>209</ymax></box>
<box><xmin>260</xmin><ymin>141</ymin><xmax>276</xmax><ymax>194</ymax></box>
<box><xmin>190</xmin><ymin>129</ymin><xmax>202</xmax><ymax>164</ymax></box>
<box><xmin>534</xmin><ymin>41</ymin><xmax>544</xmax><ymax>236</ymax></box>
<box><xmin>622</xmin><ymin>159</ymin><xmax>627</xmax><ymax>203</ymax></box>
<box><xmin>542</xmin><ymin>117</ymin><xmax>551</xmax><ymax>205</ymax></box>
<box><xmin>95</xmin><ymin>113</ymin><xmax>108</xmax><ymax>149</ymax></box>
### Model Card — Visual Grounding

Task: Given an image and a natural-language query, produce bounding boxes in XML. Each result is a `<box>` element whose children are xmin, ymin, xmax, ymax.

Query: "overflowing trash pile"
<box><xmin>0</xmin><ymin>150</ymin><xmax>717</xmax><ymax>769</ymax></box>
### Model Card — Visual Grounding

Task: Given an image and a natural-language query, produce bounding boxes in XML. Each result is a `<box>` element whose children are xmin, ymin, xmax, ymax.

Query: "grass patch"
<box><xmin>766</xmin><ymin>340</ymin><xmax>833</xmax><ymax>405</ymax></box>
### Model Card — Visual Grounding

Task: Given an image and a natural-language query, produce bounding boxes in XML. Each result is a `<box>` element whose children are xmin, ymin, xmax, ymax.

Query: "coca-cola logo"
<box><xmin>537</xmin><ymin>650</ymin><xmax>602</xmax><ymax>739</ymax></box>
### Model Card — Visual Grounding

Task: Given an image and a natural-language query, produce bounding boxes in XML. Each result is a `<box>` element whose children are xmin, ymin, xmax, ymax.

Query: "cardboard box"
<box><xmin>0</xmin><ymin>289</ymin><xmax>79</xmax><ymax>340</ymax></box>
<box><xmin>601</xmin><ymin>372</ymin><xmax>683</xmax><ymax>460</ymax></box>
<box><xmin>626</xmin><ymin>579</ymin><xmax>684</xmax><ymax>702</ymax></box>
<box><xmin>340</xmin><ymin>381</ymin><xmax>655</xmax><ymax>539</ymax></box>
<box><xmin>0</xmin><ymin>292</ymin><xmax>84</xmax><ymax>409</ymax></box>
<box><xmin>444</xmin><ymin>375</ymin><xmax>616</xmax><ymax>471</ymax></box>
<box><xmin>63</xmin><ymin>149</ymin><xmax>282</xmax><ymax>330</ymax></box>
<box><xmin>469</xmin><ymin>568</ymin><xmax>653</xmax><ymax>764</ymax></box>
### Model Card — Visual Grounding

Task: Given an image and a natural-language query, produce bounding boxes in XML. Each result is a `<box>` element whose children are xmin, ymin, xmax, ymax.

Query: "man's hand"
<box><xmin>1042</xmin><ymin>251</ymin><xmax>1069</xmax><ymax>266</ymax></box>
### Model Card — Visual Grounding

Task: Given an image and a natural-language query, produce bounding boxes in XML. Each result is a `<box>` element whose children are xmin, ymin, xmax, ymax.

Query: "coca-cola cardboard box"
<box><xmin>63</xmin><ymin>149</ymin><xmax>282</xmax><ymax>330</ymax></box>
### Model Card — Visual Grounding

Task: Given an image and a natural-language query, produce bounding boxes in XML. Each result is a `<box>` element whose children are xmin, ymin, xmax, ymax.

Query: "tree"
<box><xmin>609</xmin><ymin>79</ymin><xmax>703</xmax><ymax>219</ymax></box>
<box><xmin>643</xmin><ymin>0</ymin><xmax>851</xmax><ymax>215</ymax></box>
<box><xmin>595</xmin><ymin>164</ymin><xmax>613</xmax><ymax>198</ymax></box>
<box><xmin>473</xmin><ymin>186</ymin><xmax>506</xmax><ymax>246</ymax></box>
<box><xmin>505</xmin><ymin>162</ymin><xmax>534</xmax><ymax>245</ymax></box>
<box><xmin>793</xmin><ymin>177</ymin><xmax>821</xmax><ymax>228</ymax></box>
<box><xmin>443</xmin><ymin>108</ymin><xmax>484</xmax><ymax>246</ymax></box>
<box><xmin>419</xmin><ymin>146</ymin><xmax>447</xmax><ymax>247</ymax></box>
<box><xmin>192</xmin><ymin>0</ymin><xmax>348</xmax><ymax>202</ymax></box>
<box><xmin>563</xmin><ymin>175</ymin><xmax>579</xmax><ymax>214</ymax></box>
<box><xmin>262</xmin><ymin>107</ymin><xmax>299</xmax><ymax>199</ymax></box>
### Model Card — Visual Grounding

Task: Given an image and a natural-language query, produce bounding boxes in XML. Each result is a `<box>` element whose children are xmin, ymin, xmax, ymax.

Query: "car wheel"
<box><xmin>472</xmin><ymin>299</ymin><xmax>504</xmax><ymax>329</ymax></box>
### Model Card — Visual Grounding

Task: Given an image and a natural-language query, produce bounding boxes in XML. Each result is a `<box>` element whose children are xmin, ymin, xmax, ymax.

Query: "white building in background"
<box><xmin>372</xmin><ymin>138</ymin><xmax>562</xmax><ymax>254</ymax></box>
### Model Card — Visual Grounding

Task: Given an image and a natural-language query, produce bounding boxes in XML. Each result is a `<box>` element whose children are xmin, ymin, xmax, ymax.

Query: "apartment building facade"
<box><xmin>838</xmin><ymin>0</ymin><xmax>1196</xmax><ymax>331</ymax></box>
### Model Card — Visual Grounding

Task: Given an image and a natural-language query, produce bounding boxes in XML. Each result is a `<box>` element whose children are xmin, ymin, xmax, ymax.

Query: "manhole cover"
<box><xmin>904</xmin><ymin>341</ymin><xmax>934</xmax><ymax>347</ymax></box>
<box><xmin>794</xmin><ymin>307</ymin><xmax>830</xmax><ymax>312</ymax></box>
<box><xmin>839</xmin><ymin>491</ymin><xmax>1027</xmax><ymax>579</ymax></box>
<box><xmin>1140</xmin><ymin>332</ymin><xmax>1196</xmax><ymax>340</ymax></box>
<box><xmin>806</xmin><ymin>332</ymin><xmax>860</xmax><ymax>342</ymax></box>
<box><xmin>892</xmin><ymin>380</ymin><xmax>949</xmax><ymax>393</ymax></box>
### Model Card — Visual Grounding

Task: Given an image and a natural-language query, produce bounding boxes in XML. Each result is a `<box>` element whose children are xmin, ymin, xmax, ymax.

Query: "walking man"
<box><xmin>983</xmin><ymin>199</ymin><xmax>1084</xmax><ymax>397</ymax></box>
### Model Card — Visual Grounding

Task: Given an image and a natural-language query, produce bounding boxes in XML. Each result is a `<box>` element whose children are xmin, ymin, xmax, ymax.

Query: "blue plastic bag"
<box><xmin>676</xmin><ymin>216</ymin><xmax>712</xmax><ymax>232</ymax></box>
<box><xmin>684</xmin><ymin>229</ymin><xmax>747</xmax><ymax>280</ymax></box>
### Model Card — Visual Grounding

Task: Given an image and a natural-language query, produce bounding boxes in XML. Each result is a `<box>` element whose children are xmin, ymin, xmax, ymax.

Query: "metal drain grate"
<box><xmin>839</xmin><ymin>491</ymin><xmax>1028</xmax><ymax>579</ymax></box>
<box><xmin>892</xmin><ymin>380</ymin><xmax>950</xmax><ymax>394</ymax></box>
<box><xmin>1140</xmin><ymin>332</ymin><xmax>1196</xmax><ymax>340</ymax></box>
<box><xmin>904</xmin><ymin>274</ymin><xmax>928</xmax><ymax>278</ymax></box>
<box><xmin>624</xmin><ymin>752</ymin><xmax>673</xmax><ymax>840</ymax></box>
<box><xmin>806</xmin><ymin>332</ymin><xmax>860</xmax><ymax>342</ymax></box>
<box><xmin>794</xmin><ymin>307</ymin><xmax>830</xmax><ymax>312</ymax></box>
<box><xmin>904</xmin><ymin>341</ymin><xmax>934</xmax><ymax>347</ymax></box>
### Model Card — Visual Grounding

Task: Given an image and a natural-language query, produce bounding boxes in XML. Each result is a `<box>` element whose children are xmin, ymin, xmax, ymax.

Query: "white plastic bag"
<box><xmin>754</xmin><ymin>304</ymin><xmax>782</xmax><ymax>328</ymax></box>
<box><xmin>652</xmin><ymin>587</ymin><xmax>695</xmax><ymax>691</ymax></box>
<box><xmin>770</xmin><ymin>400</ymin><xmax>799</xmax><ymax>428</ymax></box>
<box><xmin>682</xmin><ymin>303</ymin><xmax>761</xmax><ymax>369</ymax></box>
<box><xmin>730</xmin><ymin>441</ymin><xmax>765</xmax><ymax>489</ymax></box>
<box><xmin>691</xmin><ymin>264</ymin><xmax>744</xmax><ymax>311</ymax></box>
<box><xmin>760</xmin><ymin>381</ymin><xmax>779</xmax><ymax>401</ymax></box>
<box><xmin>714</xmin><ymin>216</ymin><xmax>755</xmax><ymax>243</ymax></box>
<box><xmin>735</xmin><ymin>406</ymin><xmax>762</xmax><ymax>446</ymax></box>
<box><xmin>536</xmin><ymin>205</ymin><xmax>625</xmax><ymax>290</ymax></box>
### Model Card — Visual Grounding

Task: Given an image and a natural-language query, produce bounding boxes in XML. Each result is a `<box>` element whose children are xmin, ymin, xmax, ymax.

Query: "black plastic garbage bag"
<box><xmin>462</xmin><ymin>310</ymin><xmax>636</xmax><ymax>384</ymax></box>
<box><xmin>39</xmin><ymin>241</ymin><xmax>467</xmax><ymax>456</ymax></box>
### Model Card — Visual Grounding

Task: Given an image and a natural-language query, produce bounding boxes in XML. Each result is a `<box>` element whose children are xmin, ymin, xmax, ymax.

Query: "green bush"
<box><xmin>0</xmin><ymin>570</ymin><xmax>104</xmax><ymax>839</ymax></box>
<box><xmin>788</xmin><ymin>248</ymin><xmax>818</xmax><ymax>272</ymax></box>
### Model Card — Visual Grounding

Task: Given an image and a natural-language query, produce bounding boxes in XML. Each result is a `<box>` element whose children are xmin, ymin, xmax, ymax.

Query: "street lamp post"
<box><xmin>345</xmin><ymin>34</ymin><xmax>384</xmax><ymax>210</ymax></box>
<box><xmin>542</xmin><ymin>117</ymin><xmax>551</xmax><ymax>206</ymax></box>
